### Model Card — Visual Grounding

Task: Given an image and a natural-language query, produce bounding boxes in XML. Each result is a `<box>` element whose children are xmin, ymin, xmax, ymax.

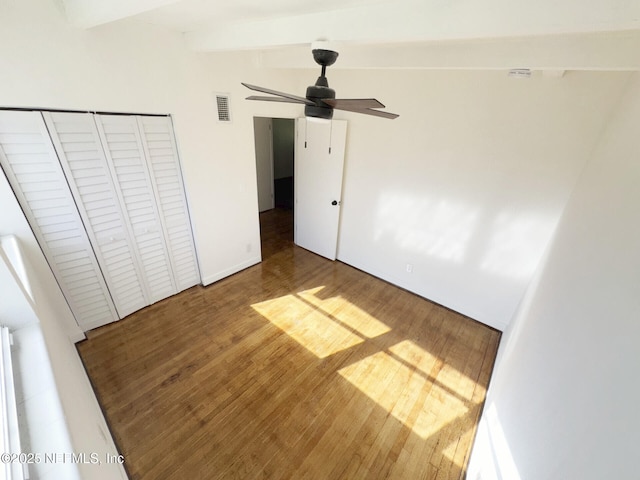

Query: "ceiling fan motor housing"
<box><xmin>305</xmin><ymin>85</ymin><xmax>335</xmax><ymax>119</ymax></box>
<box><xmin>305</xmin><ymin>49</ymin><xmax>339</xmax><ymax>119</ymax></box>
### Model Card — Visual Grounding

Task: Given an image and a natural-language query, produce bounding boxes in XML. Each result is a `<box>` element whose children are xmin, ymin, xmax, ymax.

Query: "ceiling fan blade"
<box><xmin>344</xmin><ymin>108</ymin><xmax>399</xmax><ymax>120</ymax></box>
<box><xmin>246</xmin><ymin>95</ymin><xmax>308</xmax><ymax>104</ymax></box>
<box><xmin>241</xmin><ymin>83</ymin><xmax>314</xmax><ymax>106</ymax></box>
<box><xmin>323</xmin><ymin>98</ymin><xmax>386</xmax><ymax>109</ymax></box>
<box><xmin>323</xmin><ymin>98</ymin><xmax>398</xmax><ymax>119</ymax></box>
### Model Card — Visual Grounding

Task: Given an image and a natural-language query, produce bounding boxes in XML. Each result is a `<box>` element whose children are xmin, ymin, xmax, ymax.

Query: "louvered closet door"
<box><xmin>0</xmin><ymin>111</ymin><xmax>118</xmax><ymax>330</ymax></box>
<box><xmin>94</xmin><ymin>115</ymin><xmax>177</xmax><ymax>304</ymax></box>
<box><xmin>43</xmin><ymin>112</ymin><xmax>148</xmax><ymax>318</ymax></box>
<box><xmin>137</xmin><ymin>116</ymin><xmax>200</xmax><ymax>291</ymax></box>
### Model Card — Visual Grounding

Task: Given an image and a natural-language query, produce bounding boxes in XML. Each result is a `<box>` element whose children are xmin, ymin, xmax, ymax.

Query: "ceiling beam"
<box><xmin>185</xmin><ymin>0</ymin><xmax>640</xmax><ymax>52</ymax></box>
<box><xmin>255</xmin><ymin>31</ymin><xmax>640</xmax><ymax>72</ymax></box>
<box><xmin>61</xmin><ymin>0</ymin><xmax>181</xmax><ymax>29</ymax></box>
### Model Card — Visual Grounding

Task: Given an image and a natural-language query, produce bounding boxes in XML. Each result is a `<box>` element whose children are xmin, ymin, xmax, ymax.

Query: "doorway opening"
<box><xmin>253</xmin><ymin>117</ymin><xmax>295</xmax><ymax>259</ymax></box>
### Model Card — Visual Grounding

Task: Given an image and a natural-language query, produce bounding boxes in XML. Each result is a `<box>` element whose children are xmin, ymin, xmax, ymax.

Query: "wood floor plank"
<box><xmin>77</xmin><ymin>208</ymin><xmax>501</xmax><ymax>480</ymax></box>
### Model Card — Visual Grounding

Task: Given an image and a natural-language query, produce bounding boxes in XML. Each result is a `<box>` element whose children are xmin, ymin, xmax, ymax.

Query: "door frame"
<box><xmin>253</xmin><ymin>116</ymin><xmax>348</xmax><ymax>261</ymax></box>
<box><xmin>253</xmin><ymin>117</ymin><xmax>275</xmax><ymax>212</ymax></box>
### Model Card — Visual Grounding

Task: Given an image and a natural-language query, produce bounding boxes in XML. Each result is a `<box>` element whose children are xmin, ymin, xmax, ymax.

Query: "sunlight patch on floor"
<box><xmin>389</xmin><ymin>340</ymin><xmax>482</xmax><ymax>401</ymax></box>
<box><xmin>297</xmin><ymin>287</ymin><xmax>391</xmax><ymax>338</ymax></box>
<box><xmin>253</xmin><ymin>290</ymin><xmax>475</xmax><ymax>441</ymax></box>
<box><xmin>252</xmin><ymin>293</ymin><xmax>364</xmax><ymax>358</ymax></box>
<box><xmin>338</xmin><ymin>342</ymin><xmax>469</xmax><ymax>439</ymax></box>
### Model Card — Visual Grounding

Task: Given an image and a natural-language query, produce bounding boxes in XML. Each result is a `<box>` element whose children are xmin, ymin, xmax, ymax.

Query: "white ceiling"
<box><xmin>59</xmin><ymin>0</ymin><xmax>640</xmax><ymax>70</ymax></box>
<box><xmin>132</xmin><ymin>0</ymin><xmax>384</xmax><ymax>33</ymax></box>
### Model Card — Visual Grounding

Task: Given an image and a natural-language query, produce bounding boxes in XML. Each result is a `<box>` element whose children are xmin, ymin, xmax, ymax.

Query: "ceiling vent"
<box><xmin>508</xmin><ymin>68</ymin><xmax>532</xmax><ymax>79</ymax></box>
<box><xmin>215</xmin><ymin>94</ymin><xmax>231</xmax><ymax>122</ymax></box>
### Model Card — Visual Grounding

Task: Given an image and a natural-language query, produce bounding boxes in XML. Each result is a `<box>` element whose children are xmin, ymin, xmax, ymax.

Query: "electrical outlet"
<box><xmin>406</xmin><ymin>264</ymin><xmax>413</xmax><ymax>273</ymax></box>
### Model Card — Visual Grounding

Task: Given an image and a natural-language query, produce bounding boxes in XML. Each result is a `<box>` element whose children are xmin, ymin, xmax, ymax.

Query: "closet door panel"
<box><xmin>137</xmin><ymin>116</ymin><xmax>200</xmax><ymax>291</ymax></box>
<box><xmin>0</xmin><ymin>110</ymin><xmax>118</xmax><ymax>330</ymax></box>
<box><xmin>43</xmin><ymin>112</ymin><xmax>147</xmax><ymax>318</ymax></box>
<box><xmin>95</xmin><ymin>114</ymin><xmax>176</xmax><ymax>304</ymax></box>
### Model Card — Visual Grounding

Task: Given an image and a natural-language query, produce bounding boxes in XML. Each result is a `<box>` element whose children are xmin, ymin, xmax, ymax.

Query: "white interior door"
<box><xmin>294</xmin><ymin>118</ymin><xmax>347</xmax><ymax>260</ymax></box>
<box><xmin>43</xmin><ymin>111</ymin><xmax>149</xmax><ymax>318</ymax></box>
<box><xmin>136</xmin><ymin>115</ymin><xmax>201</xmax><ymax>292</ymax></box>
<box><xmin>95</xmin><ymin>114</ymin><xmax>177</xmax><ymax>304</ymax></box>
<box><xmin>1</xmin><ymin>110</ymin><xmax>199</xmax><ymax>330</ymax></box>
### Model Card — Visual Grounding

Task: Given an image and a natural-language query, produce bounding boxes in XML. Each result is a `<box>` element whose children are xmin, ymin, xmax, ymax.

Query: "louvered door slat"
<box><xmin>0</xmin><ymin>110</ymin><xmax>118</xmax><ymax>330</ymax></box>
<box><xmin>43</xmin><ymin>112</ymin><xmax>148</xmax><ymax>318</ymax></box>
<box><xmin>69</xmin><ymin>285</ymin><xmax>102</xmax><ymax>300</ymax></box>
<box><xmin>95</xmin><ymin>115</ymin><xmax>177</xmax><ymax>304</ymax></box>
<box><xmin>58</xmin><ymin>257</ymin><xmax>95</xmax><ymax>273</ymax></box>
<box><xmin>137</xmin><ymin>116</ymin><xmax>200</xmax><ymax>291</ymax></box>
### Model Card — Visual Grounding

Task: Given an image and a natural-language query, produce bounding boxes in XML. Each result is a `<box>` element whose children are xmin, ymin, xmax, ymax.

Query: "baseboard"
<box><xmin>201</xmin><ymin>256</ymin><xmax>262</xmax><ymax>286</ymax></box>
<box><xmin>68</xmin><ymin>329</ymin><xmax>86</xmax><ymax>344</ymax></box>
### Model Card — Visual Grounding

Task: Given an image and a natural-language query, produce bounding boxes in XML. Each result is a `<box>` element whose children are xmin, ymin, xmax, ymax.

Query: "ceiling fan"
<box><xmin>242</xmin><ymin>49</ymin><xmax>399</xmax><ymax>120</ymax></box>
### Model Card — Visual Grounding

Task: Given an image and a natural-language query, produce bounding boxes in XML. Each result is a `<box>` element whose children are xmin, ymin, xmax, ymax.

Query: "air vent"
<box><xmin>215</xmin><ymin>94</ymin><xmax>231</xmax><ymax>122</ymax></box>
<box><xmin>508</xmin><ymin>68</ymin><xmax>532</xmax><ymax>79</ymax></box>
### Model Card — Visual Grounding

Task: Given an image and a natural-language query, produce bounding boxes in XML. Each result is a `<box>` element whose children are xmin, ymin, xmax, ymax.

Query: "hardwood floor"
<box><xmin>77</xmin><ymin>208</ymin><xmax>501</xmax><ymax>480</ymax></box>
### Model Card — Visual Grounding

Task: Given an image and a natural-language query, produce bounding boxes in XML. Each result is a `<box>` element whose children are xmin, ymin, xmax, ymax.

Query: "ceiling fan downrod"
<box><xmin>306</xmin><ymin>49</ymin><xmax>339</xmax><ymax>119</ymax></box>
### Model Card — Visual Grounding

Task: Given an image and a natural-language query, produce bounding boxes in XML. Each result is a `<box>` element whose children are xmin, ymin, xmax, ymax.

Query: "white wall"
<box><xmin>187</xmin><ymin>55</ymin><xmax>627</xmax><ymax>332</ymax></box>
<box><xmin>192</xmin><ymin>52</ymin><xmax>302</xmax><ymax>281</ymax></box>
<box><xmin>197</xmin><ymin>59</ymin><xmax>628</xmax><ymax>331</ymax></box>
<box><xmin>328</xmin><ymin>69</ymin><xmax>629</xmax><ymax>329</ymax></box>
<box><xmin>467</xmin><ymin>72</ymin><xmax>640</xmax><ymax>480</ymax></box>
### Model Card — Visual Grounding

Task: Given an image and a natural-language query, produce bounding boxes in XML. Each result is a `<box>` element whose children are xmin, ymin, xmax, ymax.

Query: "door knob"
<box><xmin>331</xmin><ymin>200</ymin><xmax>338</xmax><ymax>206</ymax></box>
